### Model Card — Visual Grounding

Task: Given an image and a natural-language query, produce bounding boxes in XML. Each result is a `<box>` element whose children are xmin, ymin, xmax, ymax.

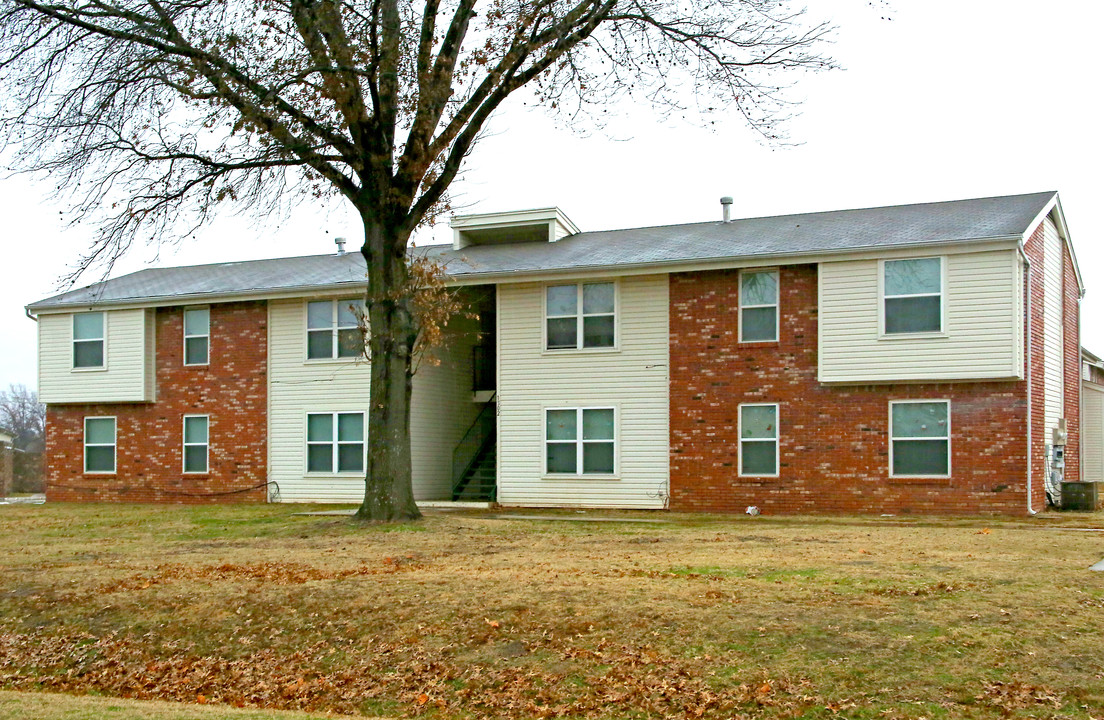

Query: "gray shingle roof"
<box><xmin>28</xmin><ymin>191</ymin><xmax>1056</xmax><ymax>311</ymax></box>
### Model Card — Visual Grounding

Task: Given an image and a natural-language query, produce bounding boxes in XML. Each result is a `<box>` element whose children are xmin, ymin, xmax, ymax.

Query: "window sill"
<box><xmin>542</xmin><ymin>473</ymin><xmax>620</xmax><ymax>481</ymax></box>
<box><xmin>183</xmin><ymin>363</ymin><xmax>210</xmax><ymax>369</ymax></box>
<box><xmin>541</xmin><ymin>347</ymin><xmax>621</xmax><ymax>357</ymax></box>
<box><xmin>887</xmin><ymin>474</ymin><xmax>951</xmax><ymax>485</ymax></box>
<box><xmin>877</xmin><ymin>331</ymin><xmax>948</xmax><ymax>341</ymax></box>
<box><xmin>303</xmin><ymin>357</ymin><xmax>367</xmax><ymax>365</ymax></box>
<box><xmin>72</xmin><ymin>366</ymin><xmax>108</xmax><ymax>373</ymax></box>
<box><xmin>737</xmin><ymin>340</ymin><xmax>779</xmax><ymax>346</ymax></box>
<box><xmin>305</xmin><ymin>472</ymin><xmax>366</xmax><ymax>478</ymax></box>
<box><xmin>83</xmin><ymin>472</ymin><xmax>116</xmax><ymax>476</ymax></box>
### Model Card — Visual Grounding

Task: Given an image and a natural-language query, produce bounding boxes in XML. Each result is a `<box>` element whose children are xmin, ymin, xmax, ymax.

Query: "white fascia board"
<box><xmin>27</xmin><ymin>237</ymin><xmax>1022</xmax><ymax>312</ymax></box>
<box><xmin>449</xmin><ymin>207</ymin><xmax>563</xmax><ymax>229</ymax></box>
<box><xmin>1022</xmin><ymin>192</ymin><xmax>1084</xmax><ymax>294</ymax></box>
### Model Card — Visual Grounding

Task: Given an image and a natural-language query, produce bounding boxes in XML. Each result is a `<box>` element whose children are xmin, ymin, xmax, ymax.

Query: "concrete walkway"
<box><xmin>0</xmin><ymin>494</ymin><xmax>45</xmax><ymax>505</ymax></box>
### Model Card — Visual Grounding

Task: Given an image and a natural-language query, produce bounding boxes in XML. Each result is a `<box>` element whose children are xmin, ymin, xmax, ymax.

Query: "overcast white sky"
<box><xmin>2</xmin><ymin>0</ymin><xmax>1102</xmax><ymax>391</ymax></box>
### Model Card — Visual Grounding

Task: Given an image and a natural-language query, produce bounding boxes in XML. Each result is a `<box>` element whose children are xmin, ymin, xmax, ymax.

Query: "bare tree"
<box><xmin>0</xmin><ymin>0</ymin><xmax>834</xmax><ymax>521</ymax></box>
<box><xmin>0</xmin><ymin>384</ymin><xmax>46</xmax><ymax>493</ymax></box>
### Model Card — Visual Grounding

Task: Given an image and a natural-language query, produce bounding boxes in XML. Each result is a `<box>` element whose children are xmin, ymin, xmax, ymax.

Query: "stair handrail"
<box><xmin>451</xmin><ymin>395</ymin><xmax>496</xmax><ymax>494</ymax></box>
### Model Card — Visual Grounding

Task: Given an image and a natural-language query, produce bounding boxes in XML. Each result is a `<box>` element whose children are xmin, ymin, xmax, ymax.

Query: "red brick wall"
<box><xmin>45</xmin><ymin>301</ymin><xmax>268</xmax><ymax>503</ymax></box>
<box><xmin>1024</xmin><ymin>223</ymin><xmax>1048</xmax><ymax>510</ymax></box>
<box><xmin>669</xmin><ymin>264</ymin><xmax>1032</xmax><ymax>515</ymax></box>
<box><xmin>1023</xmin><ymin>217</ymin><xmax>1082</xmax><ymax>505</ymax></box>
<box><xmin>1063</xmin><ymin>232</ymin><xmax>1081</xmax><ymax>483</ymax></box>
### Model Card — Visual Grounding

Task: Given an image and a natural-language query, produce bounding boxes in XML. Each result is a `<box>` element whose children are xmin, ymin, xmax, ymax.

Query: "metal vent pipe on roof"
<box><xmin>720</xmin><ymin>196</ymin><xmax>733</xmax><ymax>223</ymax></box>
<box><xmin>335</xmin><ymin>237</ymin><xmax>347</xmax><ymax>255</ymax></box>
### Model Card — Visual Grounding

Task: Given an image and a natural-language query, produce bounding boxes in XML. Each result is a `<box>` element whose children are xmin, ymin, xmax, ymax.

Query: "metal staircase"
<box><xmin>451</xmin><ymin>400</ymin><xmax>496</xmax><ymax>502</ymax></box>
<box><xmin>452</xmin><ymin>433</ymin><xmax>496</xmax><ymax>501</ymax></box>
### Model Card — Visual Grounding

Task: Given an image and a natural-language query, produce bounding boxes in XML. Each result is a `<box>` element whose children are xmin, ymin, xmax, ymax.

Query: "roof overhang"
<box><xmin>450</xmin><ymin>207</ymin><xmax>580</xmax><ymax>250</ymax></box>
<box><xmin>1022</xmin><ymin>192</ymin><xmax>1085</xmax><ymax>295</ymax></box>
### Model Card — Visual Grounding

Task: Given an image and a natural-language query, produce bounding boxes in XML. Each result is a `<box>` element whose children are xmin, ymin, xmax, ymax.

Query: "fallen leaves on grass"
<box><xmin>95</xmin><ymin>559</ymin><xmax>428</xmax><ymax>594</ymax></box>
<box><xmin>0</xmin><ymin>631</ymin><xmax>830</xmax><ymax>719</ymax></box>
<box><xmin>977</xmin><ymin>680</ymin><xmax>1063</xmax><ymax>712</ymax></box>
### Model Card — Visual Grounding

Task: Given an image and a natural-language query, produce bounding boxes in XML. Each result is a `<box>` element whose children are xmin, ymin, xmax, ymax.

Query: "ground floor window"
<box><xmin>307</xmin><ymin>412</ymin><xmax>365</xmax><ymax>474</ymax></box>
<box><xmin>84</xmin><ymin>417</ymin><xmax>116</xmax><ymax>474</ymax></box>
<box><xmin>545</xmin><ymin>407</ymin><xmax>616</xmax><ymax>475</ymax></box>
<box><xmin>890</xmin><ymin>400</ymin><xmax>950</xmax><ymax>476</ymax></box>
<box><xmin>739</xmin><ymin>404</ymin><xmax>778</xmax><ymax>476</ymax></box>
<box><xmin>183</xmin><ymin>415</ymin><xmax>209</xmax><ymax>473</ymax></box>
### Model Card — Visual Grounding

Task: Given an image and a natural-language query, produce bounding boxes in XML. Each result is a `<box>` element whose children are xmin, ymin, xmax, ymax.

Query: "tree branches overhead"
<box><xmin>0</xmin><ymin>0</ymin><xmax>834</xmax><ymax>276</ymax></box>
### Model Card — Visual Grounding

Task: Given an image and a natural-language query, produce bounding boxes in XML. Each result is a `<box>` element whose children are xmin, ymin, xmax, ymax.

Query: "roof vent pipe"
<box><xmin>335</xmin><ymin>237</ymin><xmax>347</xmax><ymax>255</ymax></box>
<box><xmin>720</xmin><ymin>196</ymin><xmax>733</xmax><ymax>223</ymax></box>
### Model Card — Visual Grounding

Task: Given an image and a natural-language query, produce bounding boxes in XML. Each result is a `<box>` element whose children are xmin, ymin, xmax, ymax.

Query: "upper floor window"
<box><xmin>546</xmin><ymin>407</ymin><xmax>616</xmax><ymax>475</ymax></box>
<box><xmin>306</xmin><ymin>412</ymin><xmax>365</xmax><ymax>474</ymax></box>
<box><xmin>73</xmin><ymin>312</ymin><xmax>105</xmax><ymax>369</ymax></box>
<box><xmin>307</xmin><ymin>298</ymin><xmax>363</xmax><ymax>360</ymax></box>
<box><xmin>890</xmin><ymin>400</ymin><xmax>950</xmax><ymax>477</ymax></box>
<box><xmin>546</xmin><ymin>282</ymin><xmax>615</xmax><ymax>350</ymax></box>
<box><xmin>739</xmin><ymin>269</ymin><xmax>779</xmax><ymax>342</ymax></box>
<box><xmin>183</xmin><ymin>415</ymin><xmax>209</xmax><ymax>473</ymax></box>
<box><xmin>84</xmin><ymin>416</ymin><xmax>116</xmax><ymax>474</ymax></box>
<box><xmin>884</xmin><ymin>258</ymin><xmax>942</xmax><ymax>334</ymax></box>
<box><xmin>739</xmin><ymin>403</ymin><xmax>778</xmax><ymax>476</ymax></box>
<box><xmin>183</xmin><ymin>308</ymin><xmax>210</xmax><ymax>366</ymax></box>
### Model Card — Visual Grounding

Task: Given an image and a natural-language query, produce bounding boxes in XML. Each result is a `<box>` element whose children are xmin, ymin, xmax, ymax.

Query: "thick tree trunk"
<box><xmin>355</xmin><ymin>214</ymin><xmax>422</xmax><ymax>522</ymax></box>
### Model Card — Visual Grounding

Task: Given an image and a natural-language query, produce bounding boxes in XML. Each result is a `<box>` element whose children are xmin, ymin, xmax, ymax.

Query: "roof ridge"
<box><xmin>576</xmin><ymin>190</ymin><xmax>1057</xmax><ymax>237</ymax></box>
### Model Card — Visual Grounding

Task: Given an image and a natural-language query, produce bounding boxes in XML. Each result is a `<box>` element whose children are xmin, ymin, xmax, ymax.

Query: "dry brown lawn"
<box><xmin>0</xmin><ymin>503</ymin><xmax>1102</xmax><ymax>719</ymax></box>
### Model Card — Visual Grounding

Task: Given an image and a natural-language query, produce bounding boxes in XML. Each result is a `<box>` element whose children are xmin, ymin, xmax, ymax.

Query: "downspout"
<box><xmin>1019</xmin><ymin>243</ymin><xmax>1036</xmax><ymax>515</ymax></box>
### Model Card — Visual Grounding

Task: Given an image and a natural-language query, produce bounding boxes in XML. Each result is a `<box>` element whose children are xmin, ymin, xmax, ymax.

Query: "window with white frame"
<box><xmin>883</xmin><ymin>258</ymin><xmax>942</xmax><ymax>334</ymax></box>
<box><xmin>890</xmin><ymin>401</ymin><xmax>950</xmax><ymax>476</ymax></box>
<box><xmin>73</xmin><ymin>312</ymin><xmax>105</xmax><ymax>369</ymax></box>
<box><xmin>307</xmin><ymin>299</ymin><xmax>364</xmax><ymax>360</ymax></box>
<box><xmin>84</xmin><ymin>417</ymin><xmax>116</xmax><ymax>473</ymax></box>
<box><xmin>183</xmin><ymin>415</ymin><xmax>209</xmax><ymax>473</ymax></box>
<box><xmin>545</xmin><ymin>407</ymin><xmax>615</xmax><ymax>475</ymax></box>
<box><xmin>739</xmin><ymin>269</ymin><xmax>779</xmax><ymax>342</ymax></box>
<box><xmin>545</xmin><ymin>282</ymin><xmax>615</xmax><ymax>350</ymax></box>
<box><xmin>183</xmin><ymin>308</ymin><xmax>210</xmax><ymax>366</ymax></box>
<box><xmin>306</xmin><ymin>412</ymin><xmax>365</xmax><ymax>474</ymax></box>
<box><xmin>739</xmin><ymin>404</ymin><xmax>778</xmax><ymax>476</ymax></box>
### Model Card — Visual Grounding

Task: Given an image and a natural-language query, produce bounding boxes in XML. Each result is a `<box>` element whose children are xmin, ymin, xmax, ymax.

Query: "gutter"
<box><xmin>1019</xmin><ymin>242</ymin><xmax>1036</xmax><ymax>516</ymax></box>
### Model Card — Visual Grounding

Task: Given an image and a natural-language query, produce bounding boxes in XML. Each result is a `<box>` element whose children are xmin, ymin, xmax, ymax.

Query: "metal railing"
<box><xmin>451</xmin><ymin>399</ymin><xmax>496</xmax><ymax>494</ymax></box>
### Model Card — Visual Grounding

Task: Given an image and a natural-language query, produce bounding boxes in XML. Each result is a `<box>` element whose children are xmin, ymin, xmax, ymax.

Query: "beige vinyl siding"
<box><xmin>818</xmin><ymin>249</ymin><xmax>1023</xmax><ymax>383</ymax></box>
<box><xmin>1043</xmin><ymin>217</ymin><xmax>1064</xmax><ymax>437</ymax></box>
<box><xmin>496</xmin><ymin>274</ymin><xmax>669</xmax><ymax>509</ymax></box>
<box><xmin>1084</xmin><ymin>382</ymin><xmax>1104</xmax><ymax>483</ymax></box>
<box><xmin>38</xmin><ymin>309</ymin><xmax>151</xmax><ymax>404</ymax></box>
<box><xmin>268</xmin><ymin>298</ymin><xmax>481</xmax><ymax>503</ymax></box>
<box><xmin>144</xmin><ymin>310</ymin><xmax>157</xmax><ymax>401</ymax></box>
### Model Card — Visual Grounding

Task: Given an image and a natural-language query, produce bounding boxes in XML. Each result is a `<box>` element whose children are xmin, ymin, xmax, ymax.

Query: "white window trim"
<box><xmin>84</xmin><ymin>416</ymin><xmax>117</xmax><ymax>475</ymax></box>
<box><xmin>542</xmin><ymin>281</ymin><xmax>620</xmax><ymax>354</ymax></box>
<box><xmin>72</xmin><ymin>312</ymin><xmax>108</xmax><ymax>372</ymax></box>
<box><xmin>304</xmin><ymin>411</ymin><xmax>366</xmax><ymax>476</ymax></box>
<box><xmin>543</xmin><ymin>406</ymin><xmax>619</xmax><ymax>478</ymax></box>
<box><xmin>738</xmin><ymin>403</ymin><xmax>779</xmax><ymax>478</ymax></box>
<box><xmin>878</xmin><ymin>256</ymin><xmax>948</xmax><ymax>339</ymax></box>
<box><xmin>304</xmin><ymin>298</ymin><xmax>365</xmax><ymax>363</ymax></box>
<box><xmin>888</xmin><ymin>399</ymin><xmax>952</xmax><ymax>479</ymax></box>
<box><xmin>738</xmin><ymin>268</ymin><xmax>780</xmax><ymax>344</ymax></box>
<box><xmin>183</xmin><ymin>307</ymin><xmax>211</xmax><ymax>367</ymax></box>
<box><xmin>182</xmin><ymin>415</ymin><xmax>210</xmax><ymax>474</ymax></box>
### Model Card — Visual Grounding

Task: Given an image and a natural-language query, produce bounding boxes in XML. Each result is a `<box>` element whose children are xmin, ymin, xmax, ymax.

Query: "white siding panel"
<box><xmin>1043</xmin><ymin>217</ymin><xmax>1064</xmax><ymax>436</ymax></box>
<box><xmin>268</xmin><ymin>298</ymin><xmax>481</xmax><ymax>503</ymax></box>
<box><xmin>496</xmin><ymin>275</ymin><xmax>669</xmax><ymax>509</ymax></box>
<box><xmin>819</xmin><ymin>250</ymin><xmax>1022</xmax><ymax>383</ymax></box>
<box><xmin>38</xmin><ymin>309</ymin><xmax>150</xmax><ymax>403</ymax></box>
<box><xmin>1084</xmin><ymin>382</ymin><xmax>1104</xmax><ymax>483</ymax></box>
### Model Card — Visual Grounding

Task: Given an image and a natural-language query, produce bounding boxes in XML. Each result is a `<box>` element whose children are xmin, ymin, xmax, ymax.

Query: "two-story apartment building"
<box><xmin>26</xmin><ymin>191</ymin><xmax>1085</xmax><ymax>515</ymax></box>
